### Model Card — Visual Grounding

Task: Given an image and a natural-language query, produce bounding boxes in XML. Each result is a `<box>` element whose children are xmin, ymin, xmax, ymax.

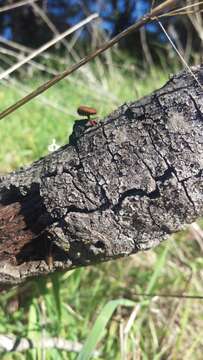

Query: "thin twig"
<box><xmin>0</xmin><ymin>0</ymin><xmax>39</xmax><ymax>13</ymax></box>
<box><xmin>0</xmin><ymin>45</ymin><xmax>118</xmax><ymax>102</ymax></box>
<box><xmin>0</xmin><ymin>36</ymin><xmax>33</xmax><ymax>54</ymax></box>
<box><xmin>0</xmin><ymin>46</ymin><xmax>57</xmax><ymax>75</ymax></box>
<box><xmin>0</xmin><ymin>0</ymin><xmax>178</xmax><ymax>121</ymax></box>
<box><xmin>0</xmin><ymin>334</ymin><xmax>99</xmax><ymax>355</ymax></box>
<box><xmin>31</xmin><ymin>2</ymin><xmax>70</xmax><ymax>49</ymax></box>
<box><xmin>0</xmin><ymin>13</ymin><xmax>99</xmax><ymax>81</ymax></box>
<box><xmin>150</xmin><ymin>0</ymin><xmax>157</xmax><ymax>12</ymax></box>
<box><xmin>0</xmin><ymin>36</ymin><xmax>68</xmax><ymax>64</ymax></box>
<box><xmin>31</xmin><ymin>2</ymin><xmax>60</xmax><ymax>37</ymax></box>
<box><xmin>132</xmin><ymin>292</ymin><xmax>203</xmax><ymax>299</ymax></box>
<box><xmin>159</xmin><ymin>1</ymin><xmax>203</xmax><ymax>17</ymax></box>
<box><xmin>169</xmin><ymin>1</ymin><xmax>203</xmax><ymax>13</ymax></box>
<box><xmin>33</xmin><ymin>2</ymin><xmax>60</xmax><ymax>37</ymax></box>
<box><xmin>157</xmin><ymin>19</ymin><xmax>203</xmax><ymax>90</ymax></box>
<box><xmin>160</xmin><ymin>9</ymin><xmax>203</xmax><ymax>17</ymax></box>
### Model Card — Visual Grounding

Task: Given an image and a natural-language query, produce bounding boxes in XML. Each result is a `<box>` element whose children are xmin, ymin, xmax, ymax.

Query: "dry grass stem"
<box><xmin>0</xmin><ymin>13</ymin><xmax>99</xmax><ymax>81</ymax></box>
<box><xmin>0</xmin><ymin>0</ymin><xmax>39</xmax><ymax>13</ymax></box>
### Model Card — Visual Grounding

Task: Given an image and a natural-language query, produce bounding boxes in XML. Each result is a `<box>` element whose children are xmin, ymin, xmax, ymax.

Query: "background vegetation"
<box><xmin>0</xmin><ymin>0</ymin><xmax>202</xmax><ymax>359</ymax></box>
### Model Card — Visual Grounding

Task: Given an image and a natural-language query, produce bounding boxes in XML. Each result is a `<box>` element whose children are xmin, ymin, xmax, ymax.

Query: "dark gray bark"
<box><xmin>0</xmin><ymin>65</ymin><xmax>202</xmax><ymax>285</ymax></box>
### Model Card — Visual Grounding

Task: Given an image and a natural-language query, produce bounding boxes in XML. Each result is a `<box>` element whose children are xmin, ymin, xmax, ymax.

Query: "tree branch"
<box><xmin>0</xmin><ymin>65</ymin><xmax>202</xmax><ymax>285</ymax></box>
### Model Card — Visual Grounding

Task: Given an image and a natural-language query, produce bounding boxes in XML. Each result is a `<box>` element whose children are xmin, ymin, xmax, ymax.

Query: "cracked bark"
<box><xmin>0</xmin><ymin>65</ymin><xmax>202</xmax><ymax>285</ymax></box>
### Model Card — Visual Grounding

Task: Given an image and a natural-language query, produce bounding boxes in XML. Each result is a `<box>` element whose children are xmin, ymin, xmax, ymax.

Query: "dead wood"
<box><xmin>0</xmin><ymin>65</ymin><xmax>202</xmax><ymax>285</ymax></box>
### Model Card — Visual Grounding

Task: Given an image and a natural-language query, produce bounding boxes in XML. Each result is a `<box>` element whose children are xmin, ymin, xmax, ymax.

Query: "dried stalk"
<box><xmin>0</xmin><ymin>13</ymin><xmax>99</xmax><ymax>81</ymax></box>
<box><xmin>0</xmin><ymin>0</ymin><xmax>39</xmax><ymax>13</ymax></box>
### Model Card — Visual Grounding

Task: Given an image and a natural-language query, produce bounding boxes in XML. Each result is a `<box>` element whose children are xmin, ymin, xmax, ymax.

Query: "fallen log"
<box><xmin>0</xmin><ymin>65</ymin><xmax>202</xmax><ymax>285</ymax></box>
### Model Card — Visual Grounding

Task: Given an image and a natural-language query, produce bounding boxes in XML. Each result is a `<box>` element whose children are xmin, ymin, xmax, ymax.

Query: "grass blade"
<box><xmin>50</xmin><ymin>273</ymin><xmax>62</xmax><ymax>321</ymax></box>
<box><xmin>77</xmin><ymin>299</ymin><xmax>135</xmax><ymax>360</ymax></box>
<box><xmin>146</xmin><ymin>246</ymin><xmax>169</xmax><ymax>294</ymax></box>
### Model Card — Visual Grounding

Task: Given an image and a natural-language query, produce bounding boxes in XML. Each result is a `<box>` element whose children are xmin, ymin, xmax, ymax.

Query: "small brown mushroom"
<box><xmin>77</xmin><ymin>105</ymin><xmax>97</xmax><ymax>121</ymax></box>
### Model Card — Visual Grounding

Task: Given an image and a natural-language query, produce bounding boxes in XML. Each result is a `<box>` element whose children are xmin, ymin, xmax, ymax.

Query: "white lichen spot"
<box><xmin>48</xmin><ymin>139</ymin><xmax>60</xmax><ymax>152</ymax></box>
<box><xmin>167</xmin><ymin>112</ymin><xmax>193</xmax><ymax>134</ymax></box>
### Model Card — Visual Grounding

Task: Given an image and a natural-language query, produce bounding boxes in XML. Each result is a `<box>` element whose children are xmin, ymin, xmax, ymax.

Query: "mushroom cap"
<box><xmin>77</xmin><ymin>105</ymin><xmax>97</xmax><ymax>116</ymax></box>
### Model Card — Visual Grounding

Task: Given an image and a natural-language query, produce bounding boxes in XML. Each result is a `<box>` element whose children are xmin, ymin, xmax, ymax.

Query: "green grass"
<box><xmin>0</xmin><ymin>59</ymin><xmax>203</xmax><ymax>359</ymax></box>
